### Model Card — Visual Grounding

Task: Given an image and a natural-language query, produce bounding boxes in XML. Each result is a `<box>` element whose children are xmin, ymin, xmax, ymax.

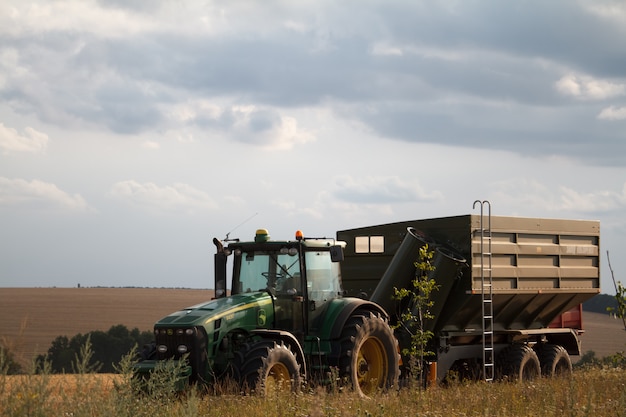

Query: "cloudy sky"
<box><xmin>1</xmin><ymin>1</ymin><xmax>625</xmax><ymax>294</ymax></box>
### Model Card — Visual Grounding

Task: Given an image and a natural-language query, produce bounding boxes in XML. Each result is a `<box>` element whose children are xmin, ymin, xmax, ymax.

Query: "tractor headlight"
<box><xmin>157</xmin><ymin>345</ymin><xmax>168</xmax><ymax>353</ymax></box>
<box><xmin>177</xmin><ymin>345</ymin><xmax>188</xmax><ymax>354</ymax></box>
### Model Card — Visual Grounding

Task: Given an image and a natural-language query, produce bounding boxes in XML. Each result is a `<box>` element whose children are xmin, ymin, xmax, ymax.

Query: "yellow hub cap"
<box><xmin>356</xmin><ymin>337</ymin><xmax>387</xmax><ymax>394</ymax></box>
<box><xmin>266</xmin><ymin>363</ymin><xmax>291</xmax><ymax>392</ymax></box>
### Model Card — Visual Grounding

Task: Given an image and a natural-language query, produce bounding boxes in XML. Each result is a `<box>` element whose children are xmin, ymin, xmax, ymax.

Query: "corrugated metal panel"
<box><xmin>469</xmin><ymin>216</ymin><xmax>599</xmax><ymax>293</ymax></box>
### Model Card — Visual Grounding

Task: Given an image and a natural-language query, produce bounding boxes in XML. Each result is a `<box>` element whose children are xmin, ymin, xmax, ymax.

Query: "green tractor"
<box><xmin>134</xmin><ymin>229</ymin><xmax>399</xmax><ymax>396</ymax></box>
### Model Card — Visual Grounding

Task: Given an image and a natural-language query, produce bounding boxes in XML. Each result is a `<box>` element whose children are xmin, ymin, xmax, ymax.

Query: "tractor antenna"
<box><xmin>224</xmin><ymin>212</ymin><xmax>258</xmax><ymax>242</ymax></box>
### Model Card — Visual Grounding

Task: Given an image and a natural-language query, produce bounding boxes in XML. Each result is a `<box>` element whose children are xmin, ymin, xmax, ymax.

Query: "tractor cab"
<box><xmin>213</xmin><ymin>229</ymin><xmax>345</xmax><ymax>339</ymax></box>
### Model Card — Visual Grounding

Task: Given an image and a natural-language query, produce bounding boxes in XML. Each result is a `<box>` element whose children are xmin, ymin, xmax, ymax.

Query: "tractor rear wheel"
<box><xmin>237</xmin><ymin>339</ymin><xmax>301</xmax><ymax>395</ymax></box>
<box><xmin>338</xmin><ymin>312</ymin><xmax>400</xmax><ymax>397</ymax></box>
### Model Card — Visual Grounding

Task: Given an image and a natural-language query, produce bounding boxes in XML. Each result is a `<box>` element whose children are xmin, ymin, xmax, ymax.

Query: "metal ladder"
<box><xmin>473</xmin><ymin>200</ymin><xmax>494</xmax><ymax>382</ymax></box>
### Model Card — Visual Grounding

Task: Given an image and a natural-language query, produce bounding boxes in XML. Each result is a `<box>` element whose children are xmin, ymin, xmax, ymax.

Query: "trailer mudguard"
<box><xmin>508</xmin><ymin>328</ymin><xmax>582</xmax><ymax>355</ymax></box>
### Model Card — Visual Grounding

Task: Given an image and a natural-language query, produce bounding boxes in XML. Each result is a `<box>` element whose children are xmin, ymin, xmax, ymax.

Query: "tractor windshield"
<box><xmin>305</xmin><ymin>250</ymin><xmax>342</xmax><ymax>307</ymax></box>
<box><xmin>235</xmin><ymin>250</ymin><xmax>302</xmax><ymax>295</ymax></box>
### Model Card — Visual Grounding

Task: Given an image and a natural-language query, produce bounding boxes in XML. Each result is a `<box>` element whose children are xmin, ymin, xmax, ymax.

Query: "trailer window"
<box><xmin>355</xmin><ymin>236</ymin><xmax>385</xmax><ymax>253</ymax></box>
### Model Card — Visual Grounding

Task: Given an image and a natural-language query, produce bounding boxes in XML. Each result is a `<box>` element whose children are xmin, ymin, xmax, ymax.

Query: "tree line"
<box><xmin>1</xmin><ymin>324</ymin><xmax>154</xmax><ymax>374</ymax></box>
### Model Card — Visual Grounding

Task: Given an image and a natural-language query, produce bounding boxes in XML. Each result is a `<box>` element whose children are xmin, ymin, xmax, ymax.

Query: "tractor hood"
<box><xmin>154</xmin><ymin>291</ymin><xmax>274</xmax><ymax>329</ymax></box>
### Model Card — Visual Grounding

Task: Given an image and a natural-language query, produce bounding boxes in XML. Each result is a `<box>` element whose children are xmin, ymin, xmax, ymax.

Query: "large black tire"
<box><xmin>338</xmin><ymin>312</ymin><xmax>400</xmax><ymax>397</ymax></box>
<box><xmin>537</xmin><ymin>344</ymin><xmax>572</xmax><ymax>378</ymax></box>
<box><xmin>498</xmin><ymin>344</ymin><xmax>541</xmax><ymax>382</ymax></box>
<box><xmin>236</xmin><ymin>339</ymin><xmax>302</xmax><ymax>395</ymax></box>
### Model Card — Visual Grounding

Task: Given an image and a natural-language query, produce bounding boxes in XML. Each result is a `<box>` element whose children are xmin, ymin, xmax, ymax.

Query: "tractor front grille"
<box><xmin>154</xmin><ymin>326</ymin><xmax>208</xmax><ymax>382</ymax></box>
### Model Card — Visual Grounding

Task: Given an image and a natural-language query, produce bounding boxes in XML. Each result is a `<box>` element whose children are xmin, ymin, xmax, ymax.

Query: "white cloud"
<box><xmin>333</xmin><ymin>175</ymin><xmax>442</xmax><ymax>204</ymax></box>
<box><xmin>555</xmin><ymin>74</ymin><xmax>626</xmax><ymax>100</ymax></box>
<box><xmin>0</xmin><ymin>177</ymin><xmax>92</xmax><ymax>212</ymax></box>
<box><xmin>110</xmin><ymin>180</ymin><xmax>217</xmax><ymax>213</ymax></box>
<box><xmin>167</xmin><ymin>100</ymin><xmax>224</xmax><ymax>124</ymax></box>
<box><xmin>0</xmin><ymin>123</ymin><xmax>48</xmax><ymax>153</ymax></box>
<box><xmin>558</xmin><ymin>185</ymin><xmax>626</xmax><ymax>213</ymax></box>
<box><xmin>597</xmin><ymin>106</ymin><xmax>626</xmax><ymax>120</ymax></box>
<box><xmin>584</xmin><ymin>2</ymin><xmax>626</xmax><ymax>24</ymax></box>
<box><xmin>141</xmin><ymin>140</ymin><xmax>160</xmax><ymax>149</ymax></box>
<box><xmin>370</xmin><ymin>42</ymin><xmax>404</xmax><ymax>57</ymax></box>
<box><xmin>0</xmin><ymin>1</ymin><xmax>155</xmax><ymax>38</ymax></box>
<box><xmin>492</xmin><ymin>178</ymin><xmax>626</xmax><ymax>214</ymax></box>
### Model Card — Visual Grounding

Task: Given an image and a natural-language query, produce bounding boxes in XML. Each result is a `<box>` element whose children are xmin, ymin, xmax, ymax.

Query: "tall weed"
<box><xmin>1</xmin><ymin>344</ymin><xmax>625</xmax><ymax>417</ymax></box>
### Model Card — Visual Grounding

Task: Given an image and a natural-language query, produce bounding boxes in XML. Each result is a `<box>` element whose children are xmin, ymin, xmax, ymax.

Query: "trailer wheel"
<box><xmin>537</xmin><ymin>344</ymin><xmax>572</xmax><ymax>378</ymax></box>
<box><xmin>237</xmin><ymin>339</ymin><xmax>301</xmax><ymax>395</ymax></box>
<box><xmin>498</xmin><ymin>344</ymin><xmax>541</xmax><ymax>382</ymax></box>
<box><xmin>338</xmin><ymin>312</ymin><xmax>400</xmax><ymax>397</ymax></box>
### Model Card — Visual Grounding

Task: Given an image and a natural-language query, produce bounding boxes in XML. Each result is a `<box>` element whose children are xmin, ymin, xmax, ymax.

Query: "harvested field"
<box><xmin>0</xmin><ymin>287</ymin><xmax>214</xmax><ymax>364</ymax></box>
<box><xmin>0</xmin><ymin>287</ymin><xmax>623</xmax><ymax>367</ymax></box>
<box><xmin>578</xmin><ymin>311</ymin><xmax>626</xmax><ymax>358</ymax></box>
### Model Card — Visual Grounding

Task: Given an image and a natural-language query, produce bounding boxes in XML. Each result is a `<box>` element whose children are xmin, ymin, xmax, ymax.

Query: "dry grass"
<box><xmin>1</xmin><ymin>368</ymin><xmax>625</xmax><ymax>417</ymax></box>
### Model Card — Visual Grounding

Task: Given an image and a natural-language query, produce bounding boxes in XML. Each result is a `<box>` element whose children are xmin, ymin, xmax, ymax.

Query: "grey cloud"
<box><xmin>349</xmin><ymin>99</ymin><xmax>626</xmax><ymax>165</ymax></box>
<box><xmin>247</xmin><ymin>109</ymin><xmax>281</xmax><ymax>133</ymax></box>
<box><xmin>373</xmin><ymin>2</ymin><xmax>626</xmax><ymax>77</ymax></box>
<box><xmin>2</xmin><ymin>1</ymin><xmax>625</xmax><ymax>163</ymax></box>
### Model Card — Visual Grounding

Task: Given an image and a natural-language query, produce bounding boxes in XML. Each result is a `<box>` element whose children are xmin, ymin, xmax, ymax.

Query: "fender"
<box><xmin>505</xmin><ymin>328</ymin><xmax>583</xmax><ymax>355</ymax></box>
<box><xmin>329</xmin><ymin>297</ymin><xmax>389</xmax><ymax>340</ymax></box>
<box><xmin>250</xmin><ymin>328</ymin><xmax>308</xmax><ymax>378</ymax></box>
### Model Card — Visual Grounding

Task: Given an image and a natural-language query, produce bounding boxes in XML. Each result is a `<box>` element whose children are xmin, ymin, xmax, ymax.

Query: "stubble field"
<box><xmin>0</xmin><ymin>287</ymin><xmax>215</xmax><ymax>363</ymax></box>
<box><xmin>1</xmin><ymin>287</ymin><xmax>624</xmax><ymax>366</ymax></box>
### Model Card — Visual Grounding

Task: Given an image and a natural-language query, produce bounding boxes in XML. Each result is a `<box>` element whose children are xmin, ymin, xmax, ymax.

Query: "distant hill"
<box><xmin>583</xmin><ymin>293</ymin><xmax>619</xmax><ymax>315</ymax></box>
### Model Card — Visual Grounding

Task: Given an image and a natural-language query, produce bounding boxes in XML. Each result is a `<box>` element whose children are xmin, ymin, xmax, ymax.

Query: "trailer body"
<box><xmin>337</xmin><ymin>214</ymin><xmax>600</xmax><ymax>380</ymax></box>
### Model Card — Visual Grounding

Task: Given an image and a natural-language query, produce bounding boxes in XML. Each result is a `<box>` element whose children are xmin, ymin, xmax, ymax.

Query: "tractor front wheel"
<box><xmin>237</xmin><ymin>339</ymin><xmax>301</xmax><ymax>395</ymax></box>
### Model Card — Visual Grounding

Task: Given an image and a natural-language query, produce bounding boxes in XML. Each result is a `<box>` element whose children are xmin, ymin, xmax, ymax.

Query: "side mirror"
<box><xmin>330</xmin><ymin>245</ymin><xmax>344</xmax><ymax>262</ymax></box>
<box><xmin>213</xmin><ymin>238</ymin><xmax>227</xmax><ymax>298</ymax></box>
